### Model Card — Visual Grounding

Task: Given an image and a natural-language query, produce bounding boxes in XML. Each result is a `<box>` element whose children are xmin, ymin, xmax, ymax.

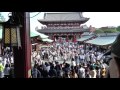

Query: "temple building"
<box><xmin>37</xmin><ymin>12</ymin><xmax>90</xmax><ymax>43</ymax></box>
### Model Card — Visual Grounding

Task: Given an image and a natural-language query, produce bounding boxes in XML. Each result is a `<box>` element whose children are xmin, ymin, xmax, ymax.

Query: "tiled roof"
<box><xmin>38</xmin><ymin>12</ymin><xmax>89</xmax><ymax>23</ymax></box>
<box><xmin>86</xmin><ymin>36</ymin><xmax>117</xmax><ymax>46</ymax></box>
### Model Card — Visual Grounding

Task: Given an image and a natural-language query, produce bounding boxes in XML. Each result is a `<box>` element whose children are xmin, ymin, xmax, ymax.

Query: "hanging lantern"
<box><xmin>0</xmin><ymin>13</ymin><xmax>22</xmax><ymax>48</ymax></box>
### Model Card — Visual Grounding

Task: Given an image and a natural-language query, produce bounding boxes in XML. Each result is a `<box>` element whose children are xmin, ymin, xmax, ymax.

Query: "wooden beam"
<box><xmin>13</xmin><ymin>12</ymin><xmax>31</xmax><ymax>78</ymax></box>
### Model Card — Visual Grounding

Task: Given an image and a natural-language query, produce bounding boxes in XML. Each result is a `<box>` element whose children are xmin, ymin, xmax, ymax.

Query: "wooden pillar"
<box><xmin>66</xmin><ymin>35</ymin><xmax>68</xmax><ymax>42</ymax></box>
<box><xmin>13</xmin><ymin>12</ymin><xmax>31</xmax><ymax>78</ymax></box>
<box><xmin>0</xmin><ymin>43</ymin><xmax>1</xmax><ymax>55</ymax></box>
<box><xmin>79</xmin><ymin>33</ymin><xmax>81</xmax><ymax>38</ymax></box>
<box><xmin>59</xmin><ymin>35</ymin><xmax>62</xmax><ymax>43</ymax></box>
<box><xmin>73</xmin><ymin>34</ymin><xmax>76</xmax><ymax>42</ymax></box>
<box><xmin>52</xmin><ymin>34</ymin><xmax>55</xmax><ymax>42</ymax></box>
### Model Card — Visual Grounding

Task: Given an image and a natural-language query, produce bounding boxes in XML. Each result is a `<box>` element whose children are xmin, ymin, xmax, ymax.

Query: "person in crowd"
<box><xmin>70</xmin><ymin>69</ymin><xmax>78</xmax><ymax>78</ymax></box>
<box><xmin>4</xmin><ymin>64</ymin><xmax>10</xmax><ymax>78</ymax></box>
<box><xmin>9</xmin><ymin>64</ymin><xmax>14</xmax><ymax>78</ymax></box>
<box><xmin>0</xmin><ymin>58</ymin><xmax>4</xmax><ymax>78</ymax></box>
<box><xmin>45</xmin><ymin>62</ymin><xmax>50</xmax><ymax>73</ymax></box>
<box><xmin>100</xmin><ymin>65</ymin><xmax>106</xmax><ymax>78</ymax></box>
<box><xmin>96</xmin><ymin>66</ymin><xmax>101</xmax><ymax>78</ymax></box>
<box><xmin>31</xmin><ymin>64</ymin><xmax>41</xmax><ymax>78</ymax></box>
<box><xmin>89</xmin><ymin>65</ymin><xmax>97</xmax><ymax>78</ymax></box>
<box><xmin>71</xmin><ymin>58</ymin><xmax>76</xmax><ymax>67</ymax></box>
<box><xmin>49</xmin><ymin>65</ymin><xmax>57</xmax><ymax>78</ymax></box>
<box><xmin>78</xmin><ymin>64</ymin><xmax>85</xmax><ymax>78</ymax></box>
<box><xmin>85</xmin><ymin>68</ymin><xmax>91</xmax><ymax>78</ymax></box>
<box><xmin>55</xmin><ymin>62</ymin><xmax>62</xmax><ymax>78</ymax></box>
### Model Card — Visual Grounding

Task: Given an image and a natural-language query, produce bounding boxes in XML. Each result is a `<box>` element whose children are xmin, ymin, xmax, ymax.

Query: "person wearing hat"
<box><xmin>106</xmin><ymin>34</ymin><xmax>120</xmax><ymax>78</ymax></box>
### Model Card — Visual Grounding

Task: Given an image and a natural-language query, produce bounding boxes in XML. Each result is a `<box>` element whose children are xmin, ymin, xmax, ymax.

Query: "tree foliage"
<box><xmin>95</xmin><ymin>28</ymin><xmax>118</xmax><ymax>34</ymax></box>
<box><xmin>0</xmin><ymin>12</ymin><xmax>5</xmax><ymax>30</ymax></box>
<box><xmin>95</xmin><ymin>29</ymin><xmax>104</xmax><ymax>34</ymax></box>
<box><xmin>0</xmin><ymin>13</ymin><xmax>5</xmax><ymax>22</ymax></box>
<box><xmin>104</xmin><ymin>29</ymin><xmax>118</xmax><ymax>33</ymax></box>
<box><xmin>116</xmin><ymin>26</ymin><xmax>120</xmax><ymax>32</ymax></box>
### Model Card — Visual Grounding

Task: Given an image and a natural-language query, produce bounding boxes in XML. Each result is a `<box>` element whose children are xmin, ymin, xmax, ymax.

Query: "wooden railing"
<box><xmin>42</xmin><ymin>26</ymin><xmax>83</xmax><ymax>29</ymax></box>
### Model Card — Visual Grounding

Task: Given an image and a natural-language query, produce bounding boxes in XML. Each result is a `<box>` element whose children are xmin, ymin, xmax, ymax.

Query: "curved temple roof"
<box><xmin>30</xmin><ymin>31</ymin><xmax>49</xmax><ymax>38</ymax></box>
<box><xmin>38</xmin><ymin>12</ymin><xmax>89</xmax><ymax>24</ymax></box>
<box><xmin>77</xmin><ymin>35</ymin><xmax>94</xmax><ymax>42</ymax></box>
<box><xmin>85</xmin><ymin>36</ymin><xmax>117</xmax><ymax>46</ymax></box>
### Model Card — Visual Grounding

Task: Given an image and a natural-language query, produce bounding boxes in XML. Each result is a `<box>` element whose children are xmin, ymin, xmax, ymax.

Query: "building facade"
<box><xmin>37</xmin><ymin>12</ymin><xmax>90</xmax><ymax>43</ymax></box>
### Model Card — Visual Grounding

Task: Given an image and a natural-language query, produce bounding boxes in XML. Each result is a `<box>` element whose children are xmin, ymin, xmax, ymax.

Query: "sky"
<box><xmin>1</xmin><ymin>12</ymin><xmax>120</xmax><ymax>32</ymax></box>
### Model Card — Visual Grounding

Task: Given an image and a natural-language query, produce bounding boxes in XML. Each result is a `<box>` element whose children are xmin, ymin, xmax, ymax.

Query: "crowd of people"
<box><xmin>31</xmin><ymin>42</ymin><xmax>109</xmax><ymax>78</ymax></box>
<box><xmin>1</xmin><ymin>34</ymin><xmax>120</xmax><ymax>78</ymax></box>
<box><xmin>0</xmin><ymin>42</ymin><xmax>110</xmax><ymax>78</ymax></box>
<box><xmin>0</xmin><ymin>47</ymin><xmax>14</xmax><ymax>78</ymax></box>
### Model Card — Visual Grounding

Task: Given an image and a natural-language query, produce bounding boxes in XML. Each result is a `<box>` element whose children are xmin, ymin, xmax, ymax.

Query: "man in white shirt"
<box><xmin>81</xmin><ymin>49</ymin><xmax>84</xmax><ymax>55</ymax></box>
<box><xmin>78</xmin><ymin>65</ymin><xmax>85</xmax><ymax>78</ymax></box>
<box><xmin>71</xmin><ymin>59</ymin><xmax>76</xmax><ymax>67</ymax></box>
<box><xmin>79</xmin><ymin>54</ymin><xmax>85</xmax><ymax>63</ymax></box>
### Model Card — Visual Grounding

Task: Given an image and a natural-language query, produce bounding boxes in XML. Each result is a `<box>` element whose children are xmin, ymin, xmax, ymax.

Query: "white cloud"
<box><xmin>30</xmin><ymin>12</ymin><xmax>120</xmax><ymax>30</ymax></box>
<box><xmin>30</xmin><ymin>12</ymin><xmax>44</xmax><ymax>32</ymax></box>
<box><xmin>1</xmin><ymin>12</ymin><xmax>10</xmax><ymax>21</ymax></box>
<box><xmin>83</xmin><ymin>12</ymin><xmax>120</xmax><ymax>28</ymax></box>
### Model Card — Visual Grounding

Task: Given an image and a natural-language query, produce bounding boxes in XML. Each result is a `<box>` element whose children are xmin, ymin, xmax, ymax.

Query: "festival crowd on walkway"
<box><xmin>31</xmin><ymin>42</ymin><xmax>109</xmax><ymax>78</ymax></box>
<box><xmin>0</xmin><ymin>48</ymin><xmax>14</xmax><ymax>78</ymax></box>
<box><xmin>0</xmin><ymin>42</ymin><xmax>110</xmax><ymax>78</ymax></box>
<box><xmin>1</xmin><ymin>32</ymin><xmax>120</xmax><ymax>78</ymax></box>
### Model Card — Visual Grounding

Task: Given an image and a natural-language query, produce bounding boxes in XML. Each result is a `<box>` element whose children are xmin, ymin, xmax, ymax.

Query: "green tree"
<box><xmin>104</xmin><ymin>29</ymin><xmax>118</xmax><ymax>33</ymax></box>
<box><xmin>95</xmin><ymin>29</ymin><xmax>104</xmax><ymax>34</ymax></box>
<box><xmin>95</xmin><ymin>28</ymin><xmax>118</xmax><ymax>34</ymax></box>
<box><xmin>0</xmin><ymin>13</ymin><xmax>5</xmax><ymax>22</ymax></box>
<box><xmin>116</xmin><ymin>26</ymin><xmax>120</xmax><ymax>32</ymax></box>
<box><xmin>0</xmin><ymin>12</ymin><xmax>5</xmax><ymax>30</ymax></box>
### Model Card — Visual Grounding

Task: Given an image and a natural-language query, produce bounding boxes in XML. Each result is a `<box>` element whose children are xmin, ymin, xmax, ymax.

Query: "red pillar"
<box><xmin>79</xmin><ymin>33</ymin><xmax>81</xmax><ymax>38</ymax></box>
<box><xmin>13</xmin><ymin>12</ymin><xmax>31</xmax><ymax>78</ymax></box>
<box><xmin>52</xmin><ymin>35</ymin><xmax>55</xmax><ymax>42</ymax></box>
<box><xmin>58</xmin><ymin>35</ymin><xmax>60</xmax><ymax>43</ymax></box>
<box><xmin>59</xmin><ymin>37</ymin><xmax>61</xmax><ymax>43</ymax></box>
<box><xmin>74</xmin><ymin>35</ymin><xmax>76</xmax><ymax>42</ymax></box>
<box><xmin>66</xmin><ymin>35</ymin><xmax>68</xmax><ymax>42</ymax></box>
<box><xmin>0</xmin><ymin>43</ymin><xmax>1</xmax><ymax>55</ymax></box>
